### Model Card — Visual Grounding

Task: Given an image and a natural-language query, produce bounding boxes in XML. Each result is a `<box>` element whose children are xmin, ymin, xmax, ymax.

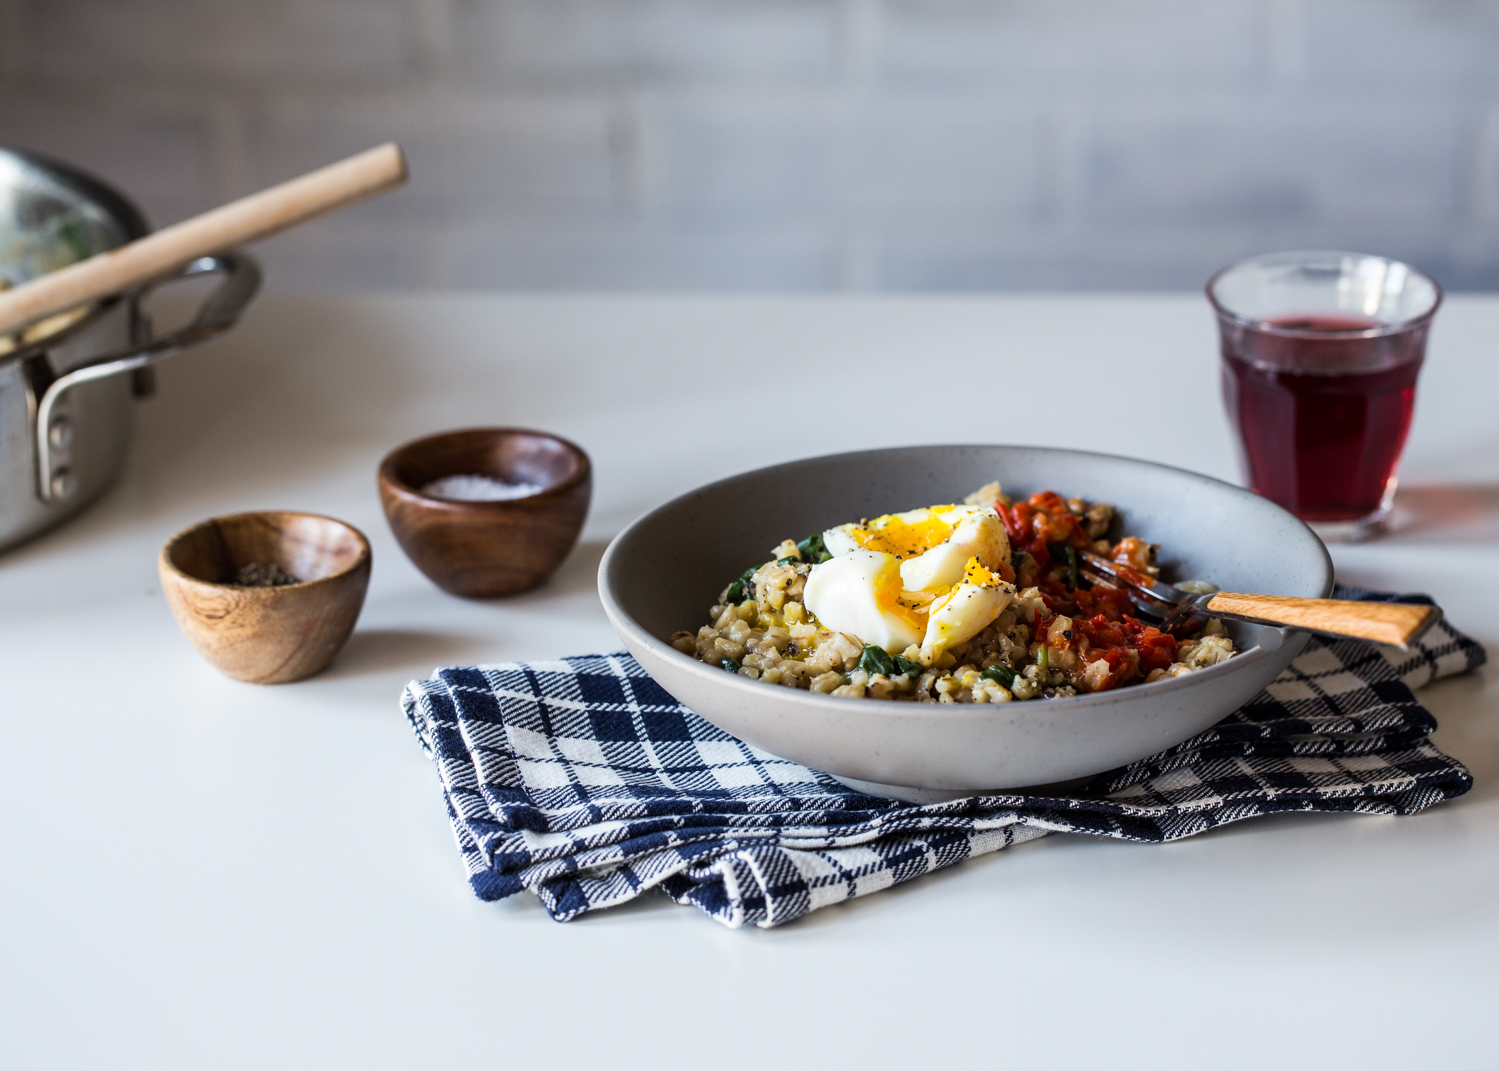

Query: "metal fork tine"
<box><xmin>1075</xmin><ymin>563</ymin><xmax>1192</xmax><ymax>629</ymax></box>
<box><xmin>1077</xmin><ymin>557</ymin><xmax>1215</xmax><ymax>635</ymax></box>
<box><xmin>1127</xmin><ymin>595</ymin><xmax>1169</xmax><ymax>620</ymax></box>
<box><xmin>1077</xmin><ymin>556</ymin><xmax>1177</xmax><ymax>613</ymax></box>
<box><xmin>1077</xmin><ymin>551</ymin><xmax>1186</xmax><ymax>608</ymax></box>
<box><xmin>1076</xmin><ymin>562</ymin><xmax>1169</xmax><ymax>620</ymax></box>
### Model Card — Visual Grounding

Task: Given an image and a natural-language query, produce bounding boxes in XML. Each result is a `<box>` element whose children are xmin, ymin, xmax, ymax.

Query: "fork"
<box><xmin>1075</xmin><ymin>551</ymin><xmax>1440</xmax><ymax>649</ymax></box>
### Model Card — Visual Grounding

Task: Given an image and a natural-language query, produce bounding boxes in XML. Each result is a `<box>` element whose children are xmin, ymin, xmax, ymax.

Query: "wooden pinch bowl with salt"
<box><xmin>159</xmin><ymin>511</ymin><xmax>372</xmax><ymax>683</ymax></box>
<box><xmin>377</xmin><ymin>428</ymin><xmax>591</xmax><ymax>598</ymax></box>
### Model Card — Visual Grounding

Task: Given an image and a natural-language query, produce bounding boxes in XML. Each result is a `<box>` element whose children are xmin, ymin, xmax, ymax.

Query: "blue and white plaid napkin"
<box><xmin>401</xmin><ymin>588</ymin><xmax>1484</xmax><ymax>928</ymax></box>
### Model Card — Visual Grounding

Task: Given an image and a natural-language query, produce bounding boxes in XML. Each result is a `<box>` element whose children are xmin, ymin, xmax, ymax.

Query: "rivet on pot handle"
<box><xmin>34</xmin><ymin>252</ymin><xmax>262</xmax><ymax>503</ymax></box>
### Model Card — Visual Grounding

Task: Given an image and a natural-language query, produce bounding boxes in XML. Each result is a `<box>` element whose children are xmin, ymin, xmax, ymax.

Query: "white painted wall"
<box><xmin>2</xmin><ymin>0</ymin><xmax>1495</xmax><ymax>291</ymax></box>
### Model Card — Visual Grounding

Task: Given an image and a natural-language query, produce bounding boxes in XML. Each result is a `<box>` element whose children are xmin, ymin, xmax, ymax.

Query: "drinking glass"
<box><xmin>1207</xmin><ymin>251</ymin><xmax>1441</xmax><ymax>542</ymax></box>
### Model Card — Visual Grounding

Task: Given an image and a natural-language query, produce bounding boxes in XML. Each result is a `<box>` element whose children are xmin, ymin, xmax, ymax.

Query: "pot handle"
<box><xmin>34</xmin><ymin>252</ymin><xmax>262</xmax><ymax>504</ymax></box>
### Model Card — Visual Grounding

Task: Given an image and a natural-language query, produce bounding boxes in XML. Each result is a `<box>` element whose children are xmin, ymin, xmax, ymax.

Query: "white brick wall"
<box><xmin>1</xmin><ymin>0</ymin><xmax>1496</xmax><ymax>291</ymax></box>
<box><xmin>447</xmin><ymin>0</ymin><xmax>842</xmax><ymax>84</ymax></box>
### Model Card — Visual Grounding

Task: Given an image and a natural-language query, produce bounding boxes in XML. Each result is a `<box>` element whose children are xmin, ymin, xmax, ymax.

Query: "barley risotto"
<box><xmin>672</xmin><ymin>482</ymin><xmax>1235</xmax><ymax>703</ymax></box>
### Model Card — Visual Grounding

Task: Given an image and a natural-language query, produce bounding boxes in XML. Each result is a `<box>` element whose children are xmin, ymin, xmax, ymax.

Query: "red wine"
<box><xmin>1219</xmin><ymin>314</ymin><xmax>1426</xmax><ymax>522</ymax></box>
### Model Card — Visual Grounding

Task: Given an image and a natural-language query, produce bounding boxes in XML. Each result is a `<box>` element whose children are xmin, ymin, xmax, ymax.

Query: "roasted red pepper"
<box><xmin>990</xmin><ymin>490</ymin><xmax>1179</xmax><ymax>693</ymax></box>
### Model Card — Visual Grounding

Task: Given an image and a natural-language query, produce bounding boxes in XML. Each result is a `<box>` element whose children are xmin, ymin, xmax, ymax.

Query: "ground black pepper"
<box><xmin>231</xmin><ymin>562</ymin><xmax>301</xmax><ymax>587</ymax></box>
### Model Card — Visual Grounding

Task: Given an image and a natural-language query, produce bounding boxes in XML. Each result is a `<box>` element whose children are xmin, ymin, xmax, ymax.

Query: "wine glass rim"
<box><xmin>1206</xmin><ymin>250</ymin><xmax>1443</xmax><ymax>338</ymax></box>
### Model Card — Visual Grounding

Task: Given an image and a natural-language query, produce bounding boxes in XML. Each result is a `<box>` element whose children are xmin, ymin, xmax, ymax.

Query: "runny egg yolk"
<box><xmin>807</xmin><ymin>506</ymin><xmax>1016</xmax><ymax>656</ymax></box>
<box><xmin>841</xmin><ymin>508</ymin><xmax>959</xmax><ymax>560</ymax></box>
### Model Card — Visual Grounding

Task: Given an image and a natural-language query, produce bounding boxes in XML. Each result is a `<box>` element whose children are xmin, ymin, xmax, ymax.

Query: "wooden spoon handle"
<box><xmin>0</xmin><ymin>142</ymin><xmax>407</xmax><ymax>336</ymax></box>
<box><xmin>1207</xmin><ymin>592</ymin><xmax>1439</xmax><ymax>647</ymax></box>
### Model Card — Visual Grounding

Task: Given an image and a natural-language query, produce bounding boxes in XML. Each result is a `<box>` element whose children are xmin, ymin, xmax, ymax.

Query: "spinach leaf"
<box><xmin>858</xmin><ymin>645</ymin><xmax>896</xmax><ymax>678</ymax></box>
<box><xmin>980</xmin><ymin>664</ymin><xmax>1018</xmax><ymax>688</ymax></box>
<box><xmin>894</xmin><ymin>655</ymin><xmax>924</xmax><ymax>678</ymax></box>
<box><xmin>724</xmin><ymin>565</ymin><xmax>759</xmax><ymax>604</ymax></box>
<box><xmin>797</xmin><ymin>533</ymin><xmax>833</xmax><ymax>564</ymax></box>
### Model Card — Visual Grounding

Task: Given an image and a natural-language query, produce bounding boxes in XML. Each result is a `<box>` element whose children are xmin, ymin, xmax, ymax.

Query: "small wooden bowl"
<box><xmin>159</xmin><ymin>512</ymin><xmax>372</xmax><ymax>684</ymax></box>
<box><xmin>378</xmin><ymin>427</ymin><xmax>591</xmax><ymax>598</ymax></box>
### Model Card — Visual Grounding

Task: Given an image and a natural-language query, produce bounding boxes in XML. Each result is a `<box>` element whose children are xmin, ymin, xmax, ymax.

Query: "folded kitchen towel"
<box><xmin>401</xmin><ymin>588</ymin><xmax>1485</xmax><ymax>929</ymax></box>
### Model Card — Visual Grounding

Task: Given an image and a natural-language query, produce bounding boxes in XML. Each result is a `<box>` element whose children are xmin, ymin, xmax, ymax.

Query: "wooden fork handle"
<box><xmin>1207</xmin><ymin>593</ymin><xmax>1440</xmax><ymax>648</ymax></box>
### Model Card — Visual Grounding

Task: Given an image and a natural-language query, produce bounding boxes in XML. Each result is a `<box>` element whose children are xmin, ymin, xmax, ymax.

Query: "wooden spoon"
<box><xmin>0</xmin><ymin>142</ymin><xmax>408</xmax><ymax>336</ymax></box>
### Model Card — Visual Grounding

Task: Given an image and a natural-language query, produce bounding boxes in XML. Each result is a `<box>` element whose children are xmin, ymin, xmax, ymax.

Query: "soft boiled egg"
<box><xmin>801</xmin><ymin>551</ymin><xmax>925</xmax><ymax>654</ymax></box>
<box><xmin>924</xmin><ymin>557</ymin><xmax>1012</xmax><ymax>650</ymax></box>
<box><xmin>805</xmin><ymin>504</ymin><xmax>1015</xmax><ymax>656</ymax></box>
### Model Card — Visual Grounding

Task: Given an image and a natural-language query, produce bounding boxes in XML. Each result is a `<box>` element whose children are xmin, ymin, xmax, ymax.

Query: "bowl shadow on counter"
<box><xmin>316</xmin><ymin>539</ymin><xmax>611</xmax><ymax>682</ymax></box>
<box><xmin>319</xmin><ymin>628</ymin><xmax>495</xmax><ymax>681</ymax></box>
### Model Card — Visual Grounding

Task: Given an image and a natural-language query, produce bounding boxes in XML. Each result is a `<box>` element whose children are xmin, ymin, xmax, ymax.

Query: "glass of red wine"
<box><xmin>1208</xmin><ymin>251</ymin><xmax>1441</xmax><ymax>542</ymax></box>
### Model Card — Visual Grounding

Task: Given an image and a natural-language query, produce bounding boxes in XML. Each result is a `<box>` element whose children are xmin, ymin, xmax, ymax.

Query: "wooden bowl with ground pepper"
<box><xmin>159</xmin><ymin>511</ymin><xmax>371</xmax><ymax>683</ymax></box>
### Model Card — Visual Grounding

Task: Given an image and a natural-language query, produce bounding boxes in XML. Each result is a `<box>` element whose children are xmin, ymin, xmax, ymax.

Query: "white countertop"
<box><xmin>4</xmin><ymin>292</ymin><xmax>1496</xmax><ymax>1069</ymax></box>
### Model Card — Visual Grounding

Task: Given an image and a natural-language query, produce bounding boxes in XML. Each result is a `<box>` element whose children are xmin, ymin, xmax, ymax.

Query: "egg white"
<box><xmin>802</xmin><ymin>550</ymin><xmax>923</xmax><ymax>654</ymax></box>
<box><xmin>923</xmin><ymin>558</ymin><xmax>1014</xmax><ymax>650</ymax></box>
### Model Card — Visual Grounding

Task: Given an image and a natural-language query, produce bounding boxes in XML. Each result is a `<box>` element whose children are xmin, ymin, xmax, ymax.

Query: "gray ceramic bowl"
<box><xmin>599</xmin><ymin>445</ymin><xmax>1332</xmax><ymax>801</ymax></box>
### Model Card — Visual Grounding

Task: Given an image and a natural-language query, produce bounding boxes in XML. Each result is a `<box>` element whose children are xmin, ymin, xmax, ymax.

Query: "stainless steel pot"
<box><xmin>0</xmin><ymin>147</ymin><xmax>260</xmax><ymax>552</ymax></box>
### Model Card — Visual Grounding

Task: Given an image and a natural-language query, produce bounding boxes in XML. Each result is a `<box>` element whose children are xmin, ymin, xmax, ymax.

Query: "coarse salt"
<box><xmin>420</xmin><ymin>474</ymin><xmax>545</xmax><ymax>501</ymax></box>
